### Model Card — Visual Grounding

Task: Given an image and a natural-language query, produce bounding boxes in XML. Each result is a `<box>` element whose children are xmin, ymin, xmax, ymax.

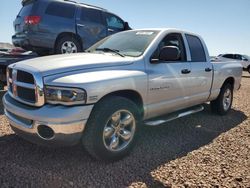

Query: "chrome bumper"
<box><xmin>3</xmin><ymin>93</ymin><xmax>94</xmax><ymax>146</ymax></box>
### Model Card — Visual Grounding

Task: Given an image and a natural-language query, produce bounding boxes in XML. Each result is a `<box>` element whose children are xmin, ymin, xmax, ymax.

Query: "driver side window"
<box><xmin>152</xmin><ymin>33</ymin><xmax>187</xmax><ymax>62</ymax></box>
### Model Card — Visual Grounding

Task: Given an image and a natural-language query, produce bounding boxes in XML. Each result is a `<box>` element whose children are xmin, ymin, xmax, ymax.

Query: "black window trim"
<box><xmin>185</xmin><ymin>34</ymin><xmax>207</xmax><ymax>62</ymax></box>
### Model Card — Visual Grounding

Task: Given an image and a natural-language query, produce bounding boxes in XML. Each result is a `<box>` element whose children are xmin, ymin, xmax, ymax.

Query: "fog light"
<box><xmin>37</xmin><ymin>125</ymin><xmax>54</xmax><ymax>140</ymax></box>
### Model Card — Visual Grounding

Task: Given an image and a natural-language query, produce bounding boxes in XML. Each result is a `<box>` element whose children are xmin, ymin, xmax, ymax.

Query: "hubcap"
<box><xmin>223</xmin><ymin>88</ymin><xmax>232</xmax><ymax>111</ymax></box>
<box><xmin>103</xmin><ymin>110</ymin><xmax>136</xmax><ymax>152</ymax></box>
<box><xmin>61</xmin><ymin>41</ymin><xmax>77</xmax><ymax>54</ymax></box>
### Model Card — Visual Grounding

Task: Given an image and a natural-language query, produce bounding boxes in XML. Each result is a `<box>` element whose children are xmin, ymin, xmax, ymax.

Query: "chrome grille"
<box><xmin>7</xmin><ymin>67</ymin><xmax>45</xmax><ymax>107</ymax></box>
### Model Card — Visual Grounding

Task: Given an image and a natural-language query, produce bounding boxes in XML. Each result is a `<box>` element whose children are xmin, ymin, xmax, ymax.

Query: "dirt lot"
<box><xmin>0</xmin><ymin>73</ymin><xmax>249</xmax><ymax>187</ymax></box>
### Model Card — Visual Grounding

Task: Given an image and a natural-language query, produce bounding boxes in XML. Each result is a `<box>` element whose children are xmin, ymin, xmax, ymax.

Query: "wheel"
<box><xmin>82</xmin><ymin>96</ymin><xmax>140</xmax><ymax>161</ymax></box>
<box><xmin>55</xmin><ymin>36</ymin><xmax>82</xmax><ymax>54</ymax></box>
<box><xmin>211</xmin><ymin>83</ymin><xmax>233</xmax><ymax>115</ymax></box>
<box><xmin>248</xmin><ymin>66</ymin><xmax>250</xmax><ymax>74</ymax></box>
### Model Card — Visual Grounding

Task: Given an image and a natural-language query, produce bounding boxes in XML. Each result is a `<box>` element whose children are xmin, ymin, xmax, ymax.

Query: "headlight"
<box><xmin>45</xmin><ymin>86</ymin><xmax>87</xmax><ymax>105</ymax></box>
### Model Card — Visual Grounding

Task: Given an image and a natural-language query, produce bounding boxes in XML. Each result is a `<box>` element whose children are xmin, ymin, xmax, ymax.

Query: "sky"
<box><xmin>0</xmin><ymin>0</ymin><xmax>249</xmax><ymax>56</ymax></box>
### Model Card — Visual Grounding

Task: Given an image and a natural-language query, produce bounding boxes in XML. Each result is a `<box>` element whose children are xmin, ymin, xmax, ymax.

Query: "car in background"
<box><xmin>12</xmin><ymin>0</ymin><xmax>131</xmax><ymax>55</ymax></box>
<box><xmin>217</xmin><ymin>54</ymin><xmax>250</xmax><ymax>73</ymax></box>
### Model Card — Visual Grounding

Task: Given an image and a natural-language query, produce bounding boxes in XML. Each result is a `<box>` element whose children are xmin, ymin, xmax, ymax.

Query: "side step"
<box><xmin>144</xmin><ymin>105</ymin><xmax>204</xmax><ymax>126</ymax></box>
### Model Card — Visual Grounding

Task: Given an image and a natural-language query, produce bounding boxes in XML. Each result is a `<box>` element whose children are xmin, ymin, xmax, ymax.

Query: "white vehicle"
<box><xmin>3</xmin><ymin>29</ymin><xmax>242</xmax><ymax>161</ymax></box>
<box><xmin>217</xmin><ymin>54</ymin><xmax>250</xmax><ymax>73</ymax></box>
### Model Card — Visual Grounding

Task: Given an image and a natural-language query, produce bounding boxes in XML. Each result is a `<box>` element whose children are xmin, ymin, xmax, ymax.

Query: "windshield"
<box><xmin>87</xmin><ymin>30</ymin><xmax>160</xmax><ymax>57</ymax></box>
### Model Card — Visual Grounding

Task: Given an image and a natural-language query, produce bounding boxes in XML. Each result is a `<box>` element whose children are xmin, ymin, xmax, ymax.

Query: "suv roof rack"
<box><xmin>63</xmin><ymin>0</ymin><xmax>107</xmax><ymax>11</ymax></box>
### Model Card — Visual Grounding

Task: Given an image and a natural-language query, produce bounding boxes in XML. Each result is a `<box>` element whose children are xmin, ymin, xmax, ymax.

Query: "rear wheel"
<box><xmin>82</xmin><ymin>96</ymin><xmax>140</xmax><ymax>161</ymax></box>
<box><xmin>247</xmin><ymin>66</ymin><xmax>250</xmax><ymax>74</ymax></box>
<box><xmin>55</xmin><ymin>36</ymin><xmax>82</xmax><ymax>54</ymax></box>
<box><xmin>211</xmin><ymin>83</ymin><xmax>233</xmax><ymax>115</ymax></box>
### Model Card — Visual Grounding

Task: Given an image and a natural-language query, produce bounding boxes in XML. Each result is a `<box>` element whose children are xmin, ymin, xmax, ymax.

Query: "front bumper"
<box><xmin>3</xmin><ymin>93</ymin><xmax>94</xmax><ymax>146</ymax></box>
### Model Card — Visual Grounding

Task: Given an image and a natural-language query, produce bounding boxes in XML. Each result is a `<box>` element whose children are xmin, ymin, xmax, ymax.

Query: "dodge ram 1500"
<box><xmin>3</xmin><ymin>29</ymin><xmax>242</xmax><ymax>161</ymax></box>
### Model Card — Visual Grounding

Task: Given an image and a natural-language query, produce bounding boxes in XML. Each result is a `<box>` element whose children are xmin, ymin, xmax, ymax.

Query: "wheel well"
<box><xmin>223</xmin><ymin>77</ymin><xmax>235</xmax><ymax>89</ymax></box>
<box><xmin>99</xmin><ymin>90</ymin><xmax>144</xmax><ymax>119</ymax></box>
<box><xmin>54</xmin><ymin>32</ymin><xmax>83</xmax><ymax>51</ymax></box>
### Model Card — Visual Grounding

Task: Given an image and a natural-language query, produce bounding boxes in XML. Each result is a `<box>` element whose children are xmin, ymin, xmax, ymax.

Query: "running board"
<box><xmin>144</xmin><ymin>105</ymin><xmax>204</xmax><ymax>126</ymax></box>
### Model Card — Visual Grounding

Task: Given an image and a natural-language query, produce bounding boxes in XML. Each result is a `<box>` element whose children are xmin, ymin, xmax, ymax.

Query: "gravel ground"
<box><xmin>0</xmin><ymin>73</ymin><xmax>249</xmax><ymax>187</ymax></box>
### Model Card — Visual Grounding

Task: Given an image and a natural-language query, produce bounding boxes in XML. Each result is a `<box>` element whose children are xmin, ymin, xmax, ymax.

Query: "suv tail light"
<box><xmin>24</xmin><ymin>16</ymin><xmax>41</xmax><ymax>25</ymax></box>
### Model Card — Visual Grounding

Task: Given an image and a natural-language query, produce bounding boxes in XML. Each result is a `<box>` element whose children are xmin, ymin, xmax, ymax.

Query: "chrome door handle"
<box><xmin>108</xmin><ymin>28</ymin><xmax>114</xmax><ymax>32</ymax></box>
<box><xmin>77</xmin><ymin>24</ymin><xmax>85</xmax><ymax>27</ymax></box>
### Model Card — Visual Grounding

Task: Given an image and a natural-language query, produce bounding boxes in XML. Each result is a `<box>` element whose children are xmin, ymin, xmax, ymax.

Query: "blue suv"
<box><xmin>12</xmin><ymin>0</ymin><xmax>131</xmax><ymax>55</ymax></box>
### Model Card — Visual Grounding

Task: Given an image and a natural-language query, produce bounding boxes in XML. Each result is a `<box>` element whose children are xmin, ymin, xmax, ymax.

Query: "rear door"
<box><xmin>184</xmin><ymin>34</ymin><xmax>213</xmax><ymax>105</ymax></box>
<box><xmin>104</xmin><ymin>13</ymin><xmax>125</xmax><ymax>35</ymax></box>
<box><xmin>76</xmin><ymin>7</ymin><xmax>106</xmax><ymax>49</ymax></box>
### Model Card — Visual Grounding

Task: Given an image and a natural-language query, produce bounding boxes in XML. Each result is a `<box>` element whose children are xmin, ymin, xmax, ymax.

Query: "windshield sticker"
<box><xmin>136</xmin><ymin>32</ymin><xmax>154</xmax><ymax>35</ymax></box>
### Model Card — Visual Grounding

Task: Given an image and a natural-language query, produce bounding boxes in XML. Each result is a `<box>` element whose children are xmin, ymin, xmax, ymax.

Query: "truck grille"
<box><xmin>7</xmin><ymin>67</ymin><xmax>44</xmax><ymax>107</ymax></box>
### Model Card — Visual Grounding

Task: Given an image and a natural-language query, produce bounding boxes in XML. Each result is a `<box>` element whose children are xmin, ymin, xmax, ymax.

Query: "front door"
<box><xmin>76</xmin><ymin>7</ymin><xmax>107</xmax><ymax>50</ymax></box>
<box><xmin>146</xmin><ymin>33</ymin><xmax>191</xmax><ymax>118</ymax></box>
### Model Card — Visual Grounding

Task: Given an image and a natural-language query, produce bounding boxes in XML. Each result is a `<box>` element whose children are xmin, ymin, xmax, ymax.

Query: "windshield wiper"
<box><xmin>95</xmin><ymin>48</ymin><xmax>125</xmax><ymax>57</ymax></box>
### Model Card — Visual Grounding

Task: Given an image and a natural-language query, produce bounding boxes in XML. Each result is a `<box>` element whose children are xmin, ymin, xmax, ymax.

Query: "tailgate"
<box><xmin>13</xmin><ymin>1</ymin><xmax>36</xmax><ymax>35</ymax></box>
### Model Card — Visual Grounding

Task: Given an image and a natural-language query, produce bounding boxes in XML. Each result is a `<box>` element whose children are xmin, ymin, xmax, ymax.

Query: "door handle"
<box><xmin>77</xmin><ymin>24</ymin><xmax>85</xmax><ymax>27</ymax></box>
<box><xmin>205</xmin><ymin>67</ymin><xmax>212</xmax><ymax>72</ymax></box>
<box><xmin>108</xmin><ymin>28</ymin><xmax>114</xmax><ymax>32</ymax></box>
<box><xmin>181</xmin><ymin>69</ymin><xmax>191</xmax><ymax>74</ymax></box>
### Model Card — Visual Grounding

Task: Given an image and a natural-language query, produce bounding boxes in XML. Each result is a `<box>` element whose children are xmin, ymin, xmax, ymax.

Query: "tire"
<box><xmin>248</xmin><ymin>66</ymin><xmax>250</xmax><ymax>74</ymax></box>
<box><xmin>211</xmin><ymin>83</ymin><xmax>233</xmax><ymax>115</ymax></box>
<box><xmin>82</xmin><ymin>96</ymin><xmax>140</xmax><ymax>161</ymax></box>
<box><xmin>55</xmin><ymin>35</ymin><xmax>82</xmax><ymax>54</ymax></box>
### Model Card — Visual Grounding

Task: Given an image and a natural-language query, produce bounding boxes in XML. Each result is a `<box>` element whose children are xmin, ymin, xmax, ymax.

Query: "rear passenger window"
<box><xmin>80</xmin><ymin>8</ymin><xmax>103</xmax><ymax>24</ymax></box>
<box><xmin>45</xmin><ymin>2</ymin><xmax>75</xmax><ymax>19</ymax></box>
<box><xmin>186</xmin><ymin>34</ymin><xmax>206</xmax><ymax>62</ymax></box>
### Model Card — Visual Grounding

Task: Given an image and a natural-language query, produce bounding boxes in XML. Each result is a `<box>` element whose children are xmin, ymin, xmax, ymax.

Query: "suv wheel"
<box><xmin>55</xmin><ymin>36</ymin><xmax>82</xmax><ymax>54</ymax></box>
<box><xmin>82</xmin><ymin>96</ymin><xmax>140</xmax><ymax>161</ymax></box>
<box><xmin>211</xmin><ymin>83</ymin><xmax>233</xmax><ymax>115</ymax></box>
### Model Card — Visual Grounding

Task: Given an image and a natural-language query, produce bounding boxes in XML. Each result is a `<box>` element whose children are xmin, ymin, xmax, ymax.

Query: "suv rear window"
<box><xmin>45</xmin><ymin>2</ymin><xmax>75</xmax><ymax>19</ymax></box>
<box><xmin>186</xmin><ymin>34</ymin><xmax>206</xmax><ymax>62</ymax></box>
<box><xmin>80</xmin><ymin>7</ymin><xmax>103</xmax><ymax>24</ymax></box>
<box><xmin>19</xmin><ymin>4</ymin><xmax>33</xmax><ymax>17</ymax></box>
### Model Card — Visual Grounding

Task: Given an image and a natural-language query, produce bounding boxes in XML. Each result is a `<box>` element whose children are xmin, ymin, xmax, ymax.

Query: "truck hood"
<box><xmin>14</xmin><ymin>53</ymin><xmax>134</xmax><ymax>76</ymax></box>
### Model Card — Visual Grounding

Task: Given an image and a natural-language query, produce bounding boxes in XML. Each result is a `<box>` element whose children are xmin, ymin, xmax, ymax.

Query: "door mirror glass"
<box><xmin>159</xmin><ymin>46</ymin><xmax>180</xmax><ymax>61</ymax></box>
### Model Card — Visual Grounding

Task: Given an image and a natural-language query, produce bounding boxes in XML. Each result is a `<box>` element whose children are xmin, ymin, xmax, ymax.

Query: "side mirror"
<box><xmin>124</xmin><ymin>22</ymin><xmax>131</xmax><ymax>30</ymax></box>
<box><xmin>159</xmin><ymin>46</ymin><xmax>180</xmax><ymax>61</ymax></box>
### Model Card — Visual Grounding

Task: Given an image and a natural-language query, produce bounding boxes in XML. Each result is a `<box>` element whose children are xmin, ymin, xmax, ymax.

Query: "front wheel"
<box><xmin>211</xmin><ymin>83</ymin><xmax>233</xmax><ymax>115</ymax></box>
<box><xmin>82</xmin><ymin>96</ymin><xmax>140</xmax><ymax>161</ymax></box>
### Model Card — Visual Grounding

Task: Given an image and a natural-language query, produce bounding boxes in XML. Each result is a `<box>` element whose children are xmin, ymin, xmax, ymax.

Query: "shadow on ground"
<box><xmin>0</xmin><ymin>91</ymin><xmax>6</xmax><ymax>115</ymax></box>
<box><xmin>0</xmin><ymin>105</ymin><xmax>247</xmax><ymax>187</ymax></box>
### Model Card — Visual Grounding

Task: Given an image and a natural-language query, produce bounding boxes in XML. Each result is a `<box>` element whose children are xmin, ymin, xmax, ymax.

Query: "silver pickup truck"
<box><xmin>3</xmin><ymin>29</ymin><xmax>242</xmax><ymax>161</ymax></box>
